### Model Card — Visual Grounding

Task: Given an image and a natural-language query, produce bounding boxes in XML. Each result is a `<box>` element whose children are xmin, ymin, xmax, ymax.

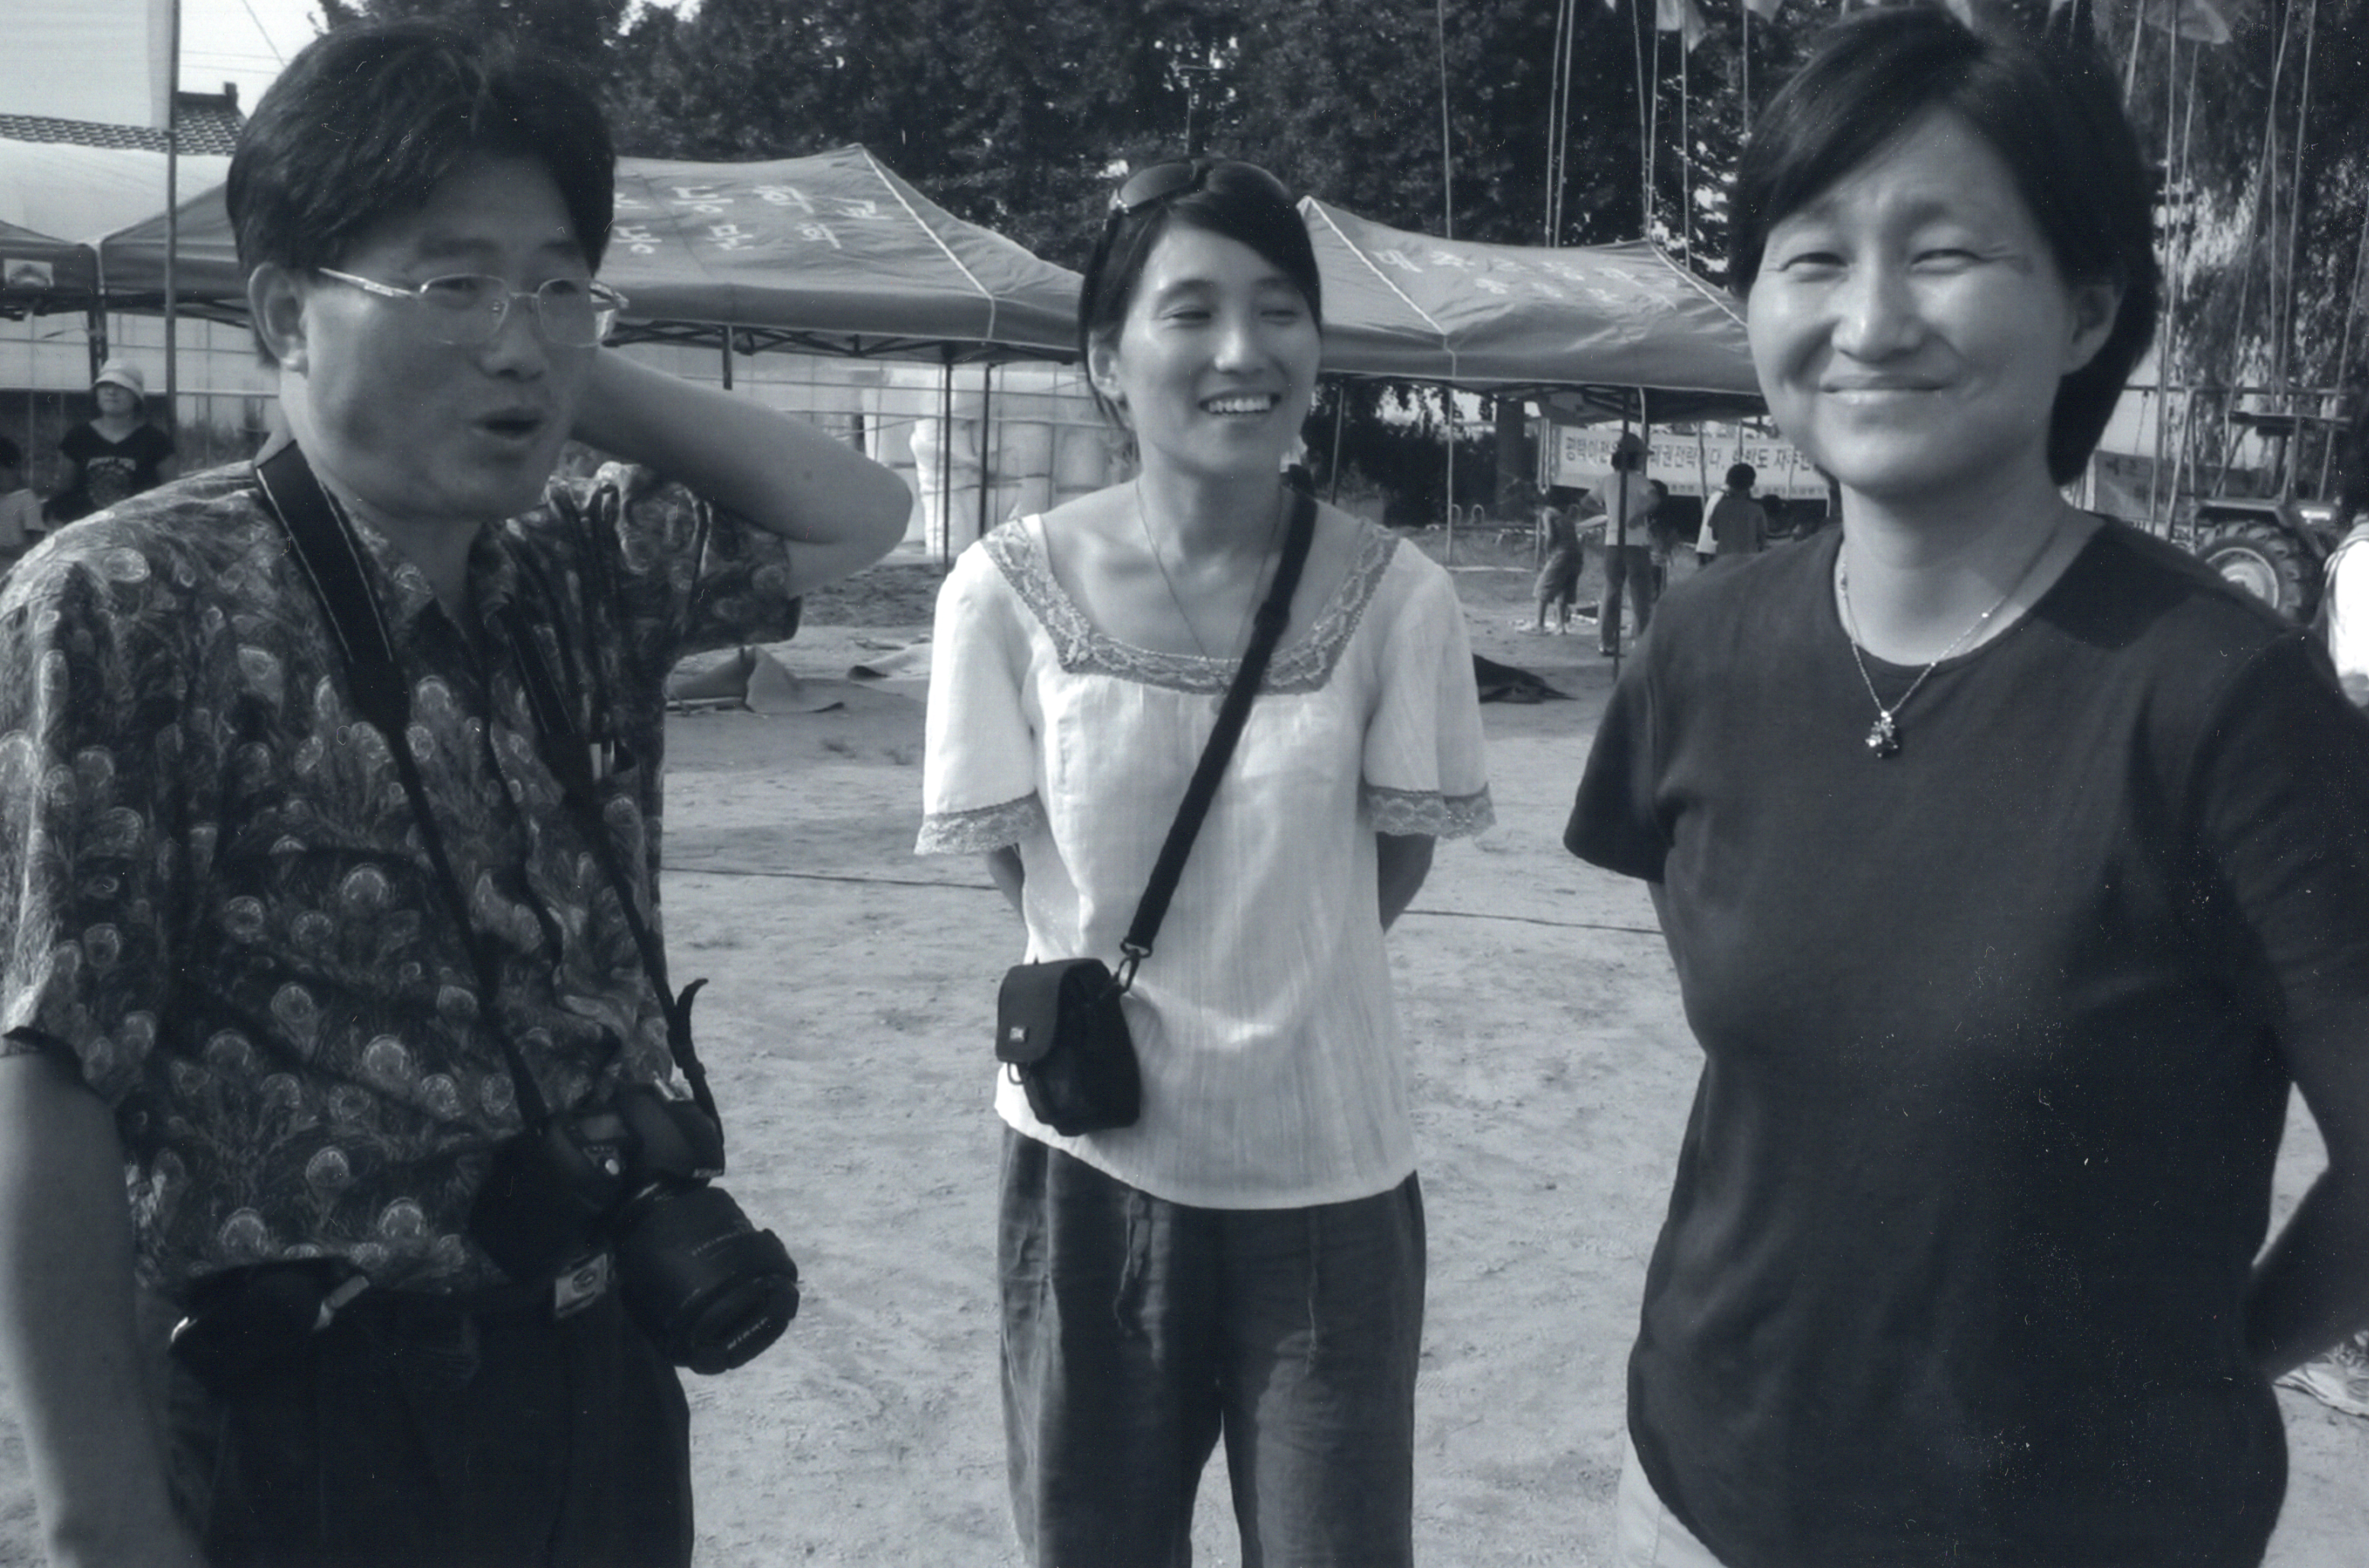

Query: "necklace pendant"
<box><xmin>1865</xmin><ymin>711</ymin><xmax>1901</xmax><ymax>758</ymax></box>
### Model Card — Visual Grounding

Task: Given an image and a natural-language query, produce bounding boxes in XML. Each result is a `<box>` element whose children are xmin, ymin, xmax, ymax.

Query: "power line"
<box><xmin>237</xmin><ymin>0</ymin><xmax>295</xmax><ymax>65</ymax></box>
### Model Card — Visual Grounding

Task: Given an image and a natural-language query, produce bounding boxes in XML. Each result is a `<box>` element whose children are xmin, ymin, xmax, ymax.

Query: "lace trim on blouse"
<box><xmin>1366</xmin><ymin>782</ymin><xmax>1497</xmax><ymax>839</ymax></box>
<box><xmin>982</xmin><ymin>515</ymin><xmax>1399</xmax><ymax>695</ymax></box>
<box><xmin>917</xmin><ymin>792</ymin><xmax>1048</xmax><ymax>854</ymax></box>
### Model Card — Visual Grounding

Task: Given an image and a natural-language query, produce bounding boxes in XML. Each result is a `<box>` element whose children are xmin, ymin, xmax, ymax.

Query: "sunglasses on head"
<box><xmin>1108</xmin><ymin>158</ymin><xmax>1295</xmax><ymax>219</ymax></box>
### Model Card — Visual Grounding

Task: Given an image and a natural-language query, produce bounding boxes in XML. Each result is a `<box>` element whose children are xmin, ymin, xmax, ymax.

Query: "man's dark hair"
<box><xmin>1725</xmin><ymin>462</ymin><xmax>1757</xmax><ymax>491</ymax></box>
<box><xmin>228</xmin><ymin>20</ymin><xmax>614</xmax><ymax>287</ymax></box>
<box><xmin>1727</xmin><ymin>7</ymin><xmax>2159</xmax><ymax>487</ymax></box>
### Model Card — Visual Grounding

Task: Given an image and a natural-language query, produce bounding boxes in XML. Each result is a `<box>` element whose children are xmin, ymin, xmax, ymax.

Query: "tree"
<box><xmin>321</xmin><ymin>0</ymin><xmax>631</xmax><ymax>84</ymax></box>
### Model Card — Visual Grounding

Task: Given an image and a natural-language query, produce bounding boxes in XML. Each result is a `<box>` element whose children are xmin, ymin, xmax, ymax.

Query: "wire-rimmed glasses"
<box><xmin>314</xmin><ymin>269</ymin><xmax>629</xmax><ymax>349</ymax></box>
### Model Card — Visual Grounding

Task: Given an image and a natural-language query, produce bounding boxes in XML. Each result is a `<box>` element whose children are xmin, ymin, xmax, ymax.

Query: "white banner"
<box><xmin>1547</xmin><ymin>424</ymin><xmax>1831</xmax><ymax>502</ymax></box>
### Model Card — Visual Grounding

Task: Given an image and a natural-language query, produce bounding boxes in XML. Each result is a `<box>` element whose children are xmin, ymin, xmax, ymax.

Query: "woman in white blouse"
<box><xmin>917</xmin><ymin>158</ymin><xmax>1492</xmax><ymax>1567</ymax></box>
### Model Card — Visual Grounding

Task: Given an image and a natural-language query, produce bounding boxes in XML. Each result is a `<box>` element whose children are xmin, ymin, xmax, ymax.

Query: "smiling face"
<box><xmin>259</xmin><ymin>154</ymin><xmax>597</xmax><ymax>537</ymax></box>
<box><xmin>1746</xmin><ymin>109</ymin><xmax>2118</xmax><ymax>512</ymax></box>
<box><xmin>1089</xmin><ymin>223</ymin><xmax>1320</xmax><ymax>483</ymax></box>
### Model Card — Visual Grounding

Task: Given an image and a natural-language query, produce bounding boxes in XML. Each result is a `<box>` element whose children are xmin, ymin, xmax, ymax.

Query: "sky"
<box><xmin>179</xmin><ymin>0</ymin><xmax>330</xmax><ymax>107</ymax></box>
<box><xmin>177</xmin><ymin>2</ymin><xmax>693</xmax><ymax>110</ymax></box>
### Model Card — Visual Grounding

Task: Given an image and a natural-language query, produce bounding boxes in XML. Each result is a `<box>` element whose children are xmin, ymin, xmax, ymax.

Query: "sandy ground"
<box><xmin>0</xmin><ymin>539</ymin><xmax>2362</xmax><ymax>1565</ymax></box>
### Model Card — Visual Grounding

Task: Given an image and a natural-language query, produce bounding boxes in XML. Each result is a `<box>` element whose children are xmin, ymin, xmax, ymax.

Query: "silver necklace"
<box><xmin>1836</xmin><ymin>523</ymin><xmax>2059</xmax><ymax>759</ymax></box>
<box><xmin>1134</xmin><ymin>481</ymin><xmax>1286</xmax><ymax>660</ymax></box>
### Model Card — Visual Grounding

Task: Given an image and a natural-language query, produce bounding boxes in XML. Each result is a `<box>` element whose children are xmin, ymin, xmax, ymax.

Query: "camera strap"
<box><xmin>253</xmin><ymin>441</ymin><xmax>713</xmax><ymax>1132</ymax></box>
<box><xmin>497</xmin><ymin>595</ymin><xmax>721</xmax><ymax>1127</ymax></box>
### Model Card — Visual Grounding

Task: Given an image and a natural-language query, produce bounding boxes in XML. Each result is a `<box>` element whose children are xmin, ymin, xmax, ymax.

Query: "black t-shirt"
<box><xmin>1567</xmin><ymin>523</ymin><xmax>2369</xmax><ymax>1568</ymax></box>
<box><xmin>57</xmin><ymin>421</ymin><xmax>174</xmax><ymax>517</ymax></box>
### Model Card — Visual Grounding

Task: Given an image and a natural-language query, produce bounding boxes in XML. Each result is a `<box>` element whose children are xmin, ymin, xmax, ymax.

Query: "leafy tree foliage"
<box><xmin>320</xmin><ymin>0</ymin><xmax>631</xmax><ymax>83</ymax></box>
<box><xmin>320</xmin><ymin>0</ymin><xmax>2369</xmax><ymax>508</ymax></box>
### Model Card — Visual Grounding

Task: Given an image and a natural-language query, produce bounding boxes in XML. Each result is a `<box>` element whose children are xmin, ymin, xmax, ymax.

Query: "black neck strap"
<box><xmin>254</xmin><ymin>442</ymin><xmax>719</xmax><ymax>1132</ymax></box>
<box><xmin>1118</xmin><ymin>486</ymin><xmax>1318</xmax><ymax>976</ymax></box>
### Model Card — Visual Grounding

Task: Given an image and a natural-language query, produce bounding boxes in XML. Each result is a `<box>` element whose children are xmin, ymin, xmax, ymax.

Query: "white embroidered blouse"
<box><xmin>917</xmin><ymin>512</ymin><xmax>1494</xmax><ymax>1208</ymax></box>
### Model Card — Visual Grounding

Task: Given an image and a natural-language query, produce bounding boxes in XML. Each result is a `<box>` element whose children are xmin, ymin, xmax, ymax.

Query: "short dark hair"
<box><xmin>228</xmin><ymin>20</ymin><xmax>614</xmax><ymax>285</ymax></box>
<box><xmin>1728</xmin><ymin>8</ymin><xmax>2159</xmax><ymax>486</ymax></box>
<box><xmin>1078</xmin><ymin>158</ymin><xmax>1322</xmax><ymax>438</ymax></box>
<box><xmin>1725</xmin><ymin>462</ymin><xmax>1757</xmax><ymax>490</ymax></box>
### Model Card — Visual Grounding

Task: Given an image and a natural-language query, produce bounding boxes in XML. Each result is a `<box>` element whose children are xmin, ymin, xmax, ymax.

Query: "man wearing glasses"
<box><xmin>0</xmin><ymin>21</ymin><xmax>907</xmax><ymax>1568</ymax></box>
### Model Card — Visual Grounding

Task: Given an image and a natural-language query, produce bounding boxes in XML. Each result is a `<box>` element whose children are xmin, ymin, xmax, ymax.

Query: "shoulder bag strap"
<box><xmin>1117</xmin><ymin>486</ymin><xmax>1318</xmax><ymax>980</ymax></box>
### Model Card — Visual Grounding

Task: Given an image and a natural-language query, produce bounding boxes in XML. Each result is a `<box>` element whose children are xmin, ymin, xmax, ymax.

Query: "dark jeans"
<box><xmin>1599</xmin><ymin>543</ymin><xmax>1660</xmax><ymax>652</ymax></box>
<box><xmin>156</xmin><ymin>1278</ymin><xmax>693</xmax><ymax>1568</ymax></box>
<box><xmin>999</xmin><ymin>1130</ymin><xmax>1425</xmax><ymax>1568</ymax></box>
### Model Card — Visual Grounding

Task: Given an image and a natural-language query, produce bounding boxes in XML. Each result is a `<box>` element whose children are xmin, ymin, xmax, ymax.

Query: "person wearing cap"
<box><xmin>47</xmin><ymin>358</ymin><xmax>176</xmax><ymax>524</ymax></box>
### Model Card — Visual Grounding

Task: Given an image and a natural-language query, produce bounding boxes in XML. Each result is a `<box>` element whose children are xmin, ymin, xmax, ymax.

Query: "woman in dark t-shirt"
<box><xmin>1566</xmin><ymin>12</ymin><xmax>2369</xmax><ymax>1568</ymax></box>
<box><xmin>49</xmin><ymin>358</ymin><xmax>175</xmax><ymax>523</ymax></box>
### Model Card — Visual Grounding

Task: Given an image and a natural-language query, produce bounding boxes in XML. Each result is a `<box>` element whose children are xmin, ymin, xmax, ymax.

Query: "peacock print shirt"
<box><xmin>0</xmin><ymin>455</ymin><xmax>801</xmax><ymax>1297</ymax></box>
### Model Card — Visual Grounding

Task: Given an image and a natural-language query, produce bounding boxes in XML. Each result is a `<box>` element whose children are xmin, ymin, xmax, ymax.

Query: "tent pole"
<box><xmin>938</xmin><ymin>349</ymin><xmax>955</xmax><ymax>566</ymax></box>
<box><xmin>1326</xmin><ymin>381</ymin><xmax>1345</xmax><ymax>504</ymax></box>
<box><xmin>1443</xmin><ymin>389</ymin><xmax>1456</xmax><ymax>565</ymax></box>
<box><xmin>1609</xmin><ymin>406</ymin><xmax>1635</xmax><ymax>680</ymax></box>
<box><xmin>975</xmin><ymin>360</ymin><xmax>996</xmax><ymax>549</ymax></box>
<box><xmin>718</xmin><ymin>331</ymin><xmax>733</xmax><ymax>390</ymax></box>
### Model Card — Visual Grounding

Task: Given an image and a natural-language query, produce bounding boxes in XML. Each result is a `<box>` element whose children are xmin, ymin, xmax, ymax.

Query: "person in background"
<box><xmin>1644</xmin><ymin>477</ymin><xmax>1681</xmax><ymax>591</ymax></box>
<box><xmin>918</xmin><ymin>155</ymin><xmax>1491</xmax><ymax>1568</ymax></box>
<box><xmin>1534</xmin><ymin>498</ymin><xmax>1585</xmax><ymax>633</ymax></box>
<box><xmin>1697</xmin><ymin>461</ymin><xmax>1769</xmax><ymax>566</ymax></box>
<box><xmin>0</xmin><ymin>437</ymin><xmax>38</xmax><ymax>568</ymax></box>
<box><xmin>0</xmin><ymin>21</ymin><xmax>907</xmax><ymax>1568</ymax></box>
<box><xmin>2318</xmin><ymin>390</ymin><xmax>2369</xmax><ymax>710</ymax></box>
<box><xmin>46</xmin><ymin>359</ymin><xmax>175</xmax><ymax>524</ymax></box>
<box><xmin>1580</xmin><ymin>432</ymin><xmax>1659</xmax><ymax>655</ymax></box>
<box><xmin>1566</xmin><ymin>11</ymin><xmax>2369</xmax><ymax>1567</ymax></box>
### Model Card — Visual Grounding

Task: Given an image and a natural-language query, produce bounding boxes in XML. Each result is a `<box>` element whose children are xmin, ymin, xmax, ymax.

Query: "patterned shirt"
<box><xmin>0</xmin><ymin>456</ymin><xmax>802</xmax><ymax>1296</ymax></box>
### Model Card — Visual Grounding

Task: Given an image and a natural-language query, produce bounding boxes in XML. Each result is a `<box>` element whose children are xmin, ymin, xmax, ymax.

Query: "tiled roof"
<box><xmin>0</xmin><ymin>93</ymin><xmax>243</xmax><ymax>158</ymax></box>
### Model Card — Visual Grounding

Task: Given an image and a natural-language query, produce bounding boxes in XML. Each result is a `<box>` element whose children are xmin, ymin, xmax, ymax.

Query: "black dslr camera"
<box><xmin>470</xmin><ymin>1085</ymin><xmax>799</xmax><ymax>1374</ymax></box>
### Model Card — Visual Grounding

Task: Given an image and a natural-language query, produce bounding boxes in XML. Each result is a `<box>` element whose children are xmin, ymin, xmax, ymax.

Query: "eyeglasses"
<box><xmin>314</xmin><ymin>269</ymin><xmax>629</xmax><ymax>348</ymax></box>
<box><xmin>1109</xmin><ymin>158</ymin><xmax>1294</xmax><ymax>219</ymax></box>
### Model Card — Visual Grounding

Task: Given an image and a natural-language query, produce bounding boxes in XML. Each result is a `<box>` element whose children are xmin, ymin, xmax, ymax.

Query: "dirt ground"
<box><xmin>0</xmin><ymin>538</ymin><xmax>2362</xmax><ymax>1565</ymax></box>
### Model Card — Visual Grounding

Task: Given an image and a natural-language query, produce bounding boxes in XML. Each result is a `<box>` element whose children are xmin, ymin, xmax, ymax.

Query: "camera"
<box><xmin>470</xmin><ymin>1085</ymin><xmax>799</xmax><ymax>1374</ymax></box>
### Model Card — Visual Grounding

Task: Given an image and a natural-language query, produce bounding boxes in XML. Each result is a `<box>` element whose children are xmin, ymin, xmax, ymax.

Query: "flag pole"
<box><xmin>164</xmin><ymin>0</ymin><xmax>181</xmax><ymax>439</ymax></box>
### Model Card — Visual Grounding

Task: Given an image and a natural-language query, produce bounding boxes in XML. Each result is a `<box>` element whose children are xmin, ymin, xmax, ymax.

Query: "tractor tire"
<box><xmin>2195</xmin><ymin>518</ymin><xmax>2314</xmax><ymax>620</ymax></box>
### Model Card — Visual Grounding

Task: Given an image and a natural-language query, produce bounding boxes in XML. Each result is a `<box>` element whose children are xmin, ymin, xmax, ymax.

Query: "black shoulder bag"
<box><xmin>993</xmin><ymin>489</ymin><xmax>1317</xmax><ymax>1136</ymax></box>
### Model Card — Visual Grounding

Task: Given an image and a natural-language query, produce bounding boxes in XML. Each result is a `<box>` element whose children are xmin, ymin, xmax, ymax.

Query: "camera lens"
<box><xmin>611</xmin><ymin>1182</ymin><xmax>799</xmax><ymax>1374</ymax></box>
